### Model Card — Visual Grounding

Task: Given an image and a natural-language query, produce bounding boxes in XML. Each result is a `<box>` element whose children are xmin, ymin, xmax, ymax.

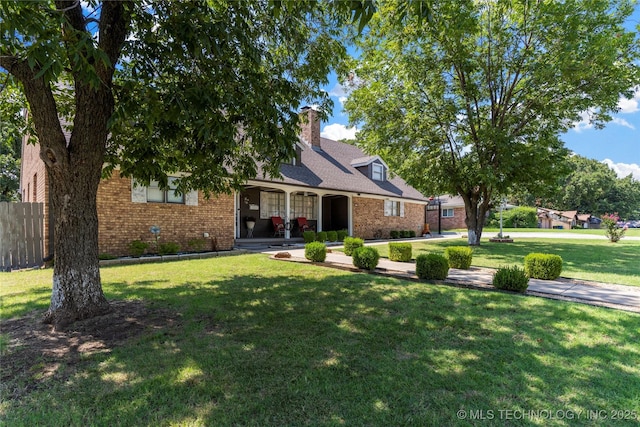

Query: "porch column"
<box><xmin>347</xmin><ymin>195</ymin><xmax>353</xmax><ymax>237</ymax></box>
<box><xmin>317</xmin><ymin>193</ymin><xmax>323</xmax><ymax>232</ymax></box>
<box><xmin>285</xmin><ymin>190</ymin><xmax>291</xmax><ymax>239</ymax></box>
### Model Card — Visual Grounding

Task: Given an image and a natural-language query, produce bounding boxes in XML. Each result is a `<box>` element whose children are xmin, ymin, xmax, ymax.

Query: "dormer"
<box><xmin>350</xmin><ymin>156</ymin><xmax>388</xmax><ymax>182</ymax></box>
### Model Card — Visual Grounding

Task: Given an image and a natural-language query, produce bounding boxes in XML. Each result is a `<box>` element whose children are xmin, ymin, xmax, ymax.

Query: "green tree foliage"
<box><xmin>0</xmin><ymin>79</ymin><xmax>27</xmax><ymax>202</ymax></box>
<box><xmin>0</xmin><ymin>0</ymin><xmax>375</xmax><ymax>325</ymax></box>
<box><xmin>345</xmin><ymin>0</ymin><xmax>640</xmax><ymax>245</ymax></box>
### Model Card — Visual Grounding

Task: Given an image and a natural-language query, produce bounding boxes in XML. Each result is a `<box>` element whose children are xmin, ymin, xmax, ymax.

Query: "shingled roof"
<box><xmin>253</xmin><ymin>137</ymin><xmax>428</xmax><ymax>202</ymax></box>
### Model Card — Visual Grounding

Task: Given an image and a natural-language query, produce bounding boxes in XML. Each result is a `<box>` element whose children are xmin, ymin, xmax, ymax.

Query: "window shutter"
<box><xmin>185</xmin><ymin>190</ymin><xmax>198</xmax><ymax>206</ymax></box>
<box><xmin>400</xmin><ymin>202</ymin><xmax>405</xmax><ymax>217</ymax></box>
<box><xmin>131</xmin><ymin>180</ymin><xmax>147</xmax><ymax>203</ymax></box>
<box><xmin>383</xmin><ymin>200</ymin><xmax>391</xmax><ymax>217</ymax></box>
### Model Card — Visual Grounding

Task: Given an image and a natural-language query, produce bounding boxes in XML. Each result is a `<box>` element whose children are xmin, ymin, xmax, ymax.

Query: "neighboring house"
<box><xmin>425</xmin><ymin>195</ymin><xmax>467</xmax><ymax>231</ymax></box>
<box><xmin>537</xmin><ymin>208</ymin><xmax>582</xmax><ymax>229</ymax></box>
<box><xmin>20</xmin><ymin>107</ymin><xmax>429</xmax><ymax>257</ymax></box>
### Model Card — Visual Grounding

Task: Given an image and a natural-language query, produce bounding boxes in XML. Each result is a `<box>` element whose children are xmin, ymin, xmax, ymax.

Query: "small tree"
<box><xmin>601</xmin><ymin>213</ymin><xmax>627</xmax><ymax>243</ymax></box>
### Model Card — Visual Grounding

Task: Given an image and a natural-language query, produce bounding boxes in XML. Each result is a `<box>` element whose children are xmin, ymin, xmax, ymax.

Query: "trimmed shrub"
<box><xmin>408</xmin><ymin>230</ymin><xmax>416</xmax><ymax>238</ymax></box>
<box><xmin>389</xmin><ymin>242</ymin><xmax>412</xmax><ymax>262</ymax></box>
<box><xmin>305</xmin><ymin>242</ymin><xmax>327</xmax><ymax>262</ymax></box>
<box><xmin>352</xmin><ymin>246</ymin><xmax>380</xmax><ymax>270</ymax></box>
<box><xmin>343</xmin><ymin>237</ymin><xmax>364</xmax><ymax>256</ymax></box>
<box><xmin>492</xmin><ymin>265</ymin><xmax>529</xmax><ymax>292</ymax></box>
<box><xmin>445</xmin><ymin>246</ymin><xmax>473</xmax><ymax>269</ymax></box>
<box><xmin>128</xmin><ymin>240</ymin><xmax>149</xmax><ymax>257</ymax></box>
<box><xmin>390</xmin><ymin>230</ymin><xmax>400</xmax><ymax>239</ymax></box>
<box><xmin>303</xmin><ymin>231</ymin><xmax>316</xmax><ymax>243</ymax></box>
<box><xmin>415</xmin><ymin>253</ymin><xmax>449</xmax><ymax>280</ymax></box>
<box><xmin>316</xmin><ymin>231</ymin><xmax>328</xmax><ymax>242</ymax></box>
<box><xmin>337</xmin><ymin>229</ymin><xmax>348</xmax><ymax>242</ymax></box>
<box><xmin>99</xmin><ymin>253</ymin><xmax>118</xmax><ymax>260</ymax></box>
<box><xmin>188</xmin><ymin>238</ymin><xmax>207</xmax><ymax>252</ymax></box>
<box><xmin>327</xmin><ymin>231</ymin><xmax>338</xmax><ymax>242</ymax></box>
<box><xmin>524</xmin><ymin>253</ymin><xmax>563</xmax><ymax>280</ymax></box>
<box><xmin>158</xmin><ymin>242</ymin><xmax>180</xmax><ymax>255</ymax></box>
<box><xmin>400</xmin><ymin>230</ymin><xmax>411</xmax><ymax>238</ymax></box>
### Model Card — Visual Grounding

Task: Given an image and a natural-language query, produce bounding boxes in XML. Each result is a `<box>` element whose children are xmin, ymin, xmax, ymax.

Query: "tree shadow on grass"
<box><xmin>2</xmin><ymin>262</ymin><xmax>639</xmax><ymax>426</ymax></box>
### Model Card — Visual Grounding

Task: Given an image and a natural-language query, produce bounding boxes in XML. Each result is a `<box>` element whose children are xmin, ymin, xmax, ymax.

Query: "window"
<box><xmin>372</xmin><ymin>163</ymin><xmax>384</xmax><ymax>181</ymax></box>
<box><xmin>290</xmin><ymin>193</ymin><xmax>317</xmax><ymax>220</ymax></box>
<box><xmin>442</xmin><ymin>208</ymin><xmax>454</xmax><ymax>218</ymax></box>
<box><xmin>33</xmin><ymin>173</ymin><xmax>37</xmax><ymax>201</ymax></box>
<box><xmin>147</xmin><ymin>177</ymin><xmax>184</xmax><ymax>204</ymax></box>
<box><xmin>384</xmin><ymin>200</ymin><xmax>400</xmax><ymax>217</ymax></box>
<box><xmin>260</xmin><ymin>191</ymin><xmax>286</xmax><ymax>219</ymax></box>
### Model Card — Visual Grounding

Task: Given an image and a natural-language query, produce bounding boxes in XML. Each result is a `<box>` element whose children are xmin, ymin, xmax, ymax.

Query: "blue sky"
<box><xmin>320</xmin><ymin>6</ymin><xmax>640</xmax><ymax>180</ymax></box>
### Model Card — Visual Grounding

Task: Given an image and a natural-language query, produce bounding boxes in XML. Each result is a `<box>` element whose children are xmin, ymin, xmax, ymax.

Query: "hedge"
<box><xmin>389</xmin><ymin>242</ymin><xmax>412</xmax><ymax>262</ymax></box>
<box><xmin>416</xmin><ymin>253</ymin><xmax>449</xmax><ymax>280</ymax></box>
<box><xmin>305</xmin><ymin>242</ymin><xmax>327</xmax><ymax>262</ymax></box>
<box><xmin>352</xmin><ymin>247</ymin><xmax>380</xmax><ymax>270</ymax></box>
<box><xmin>303</xmin><ymin>231</ymin><xmax>316</xmax><ymax>243</ymax></box>
<box><xmin>524</xmin><ymin>253</ymin><xmax>563</xmax><ymax>280</ymax></box>
<box><xmin>445</xmin><ymin>246</ymin><xmax>473</xmax><ymax>269</ymax></box>
<box><xmin>492</xmin><ymin>265</ymin><xmax>529</xmax><ymax>292</ymax></box>
<box><xmin>343</xmin><ymin>237</ymin><xmax>364</xmax><ymax>256</ymax></box>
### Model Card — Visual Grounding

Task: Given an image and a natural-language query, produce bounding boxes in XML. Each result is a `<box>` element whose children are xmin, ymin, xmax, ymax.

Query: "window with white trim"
<box><xmin>372</xmin><ymin>163</ymin><xmax>384</xmax><ymax>181</ymax></box>
<box><xmin>290</xmin><ymin>193</ymin><xmax>317</xmax><ymax>220</ymax></box>
<box><xmin>260</xmin><ymin>191</ymin><xmax>286</xmax><ymax>219</ymax></box>
<box><xmin>147</xmin><ymin>177</ymin><xmax>184</xmax><ymax>204</ymax></box>
<box><xmin>442</xmin><ymin>208</ymin><xmax>454</xmax><ymax>218</ymax></box>
<box><xmin>384</xmin><ymin>200</ymin><xmax>401</xmax><ymax>217</ymax></box>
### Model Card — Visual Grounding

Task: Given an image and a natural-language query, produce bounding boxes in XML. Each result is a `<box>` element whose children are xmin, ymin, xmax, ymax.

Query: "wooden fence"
<box><xmin>0</xmin><ymin>202</ymin><xmax>44</xmax><ymax>271</ymax></box>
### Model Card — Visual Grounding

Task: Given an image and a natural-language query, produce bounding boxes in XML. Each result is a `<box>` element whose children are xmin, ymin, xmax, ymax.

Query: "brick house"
<box><xmin>21</xmin><ymin>107</ymin><xmax>429</xmax><ymax>257</ymax></box>
<box><xmin>425</xmin><ymin>195</ymin><xmax>467</xmax><ymax>231</ymax></box>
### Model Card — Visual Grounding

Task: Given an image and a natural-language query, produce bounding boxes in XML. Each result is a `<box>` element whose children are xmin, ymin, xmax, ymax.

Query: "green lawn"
<box><xmin>370</xmin><ymin>238</ymin><xmax>640</xmax><ymax>287</ymax></box>
<box><xmin>1</xmin><ymin>255</ymin><xmax>639</xmax><ymax>426</ymax></box>
<box><xmin>453</xmin><ymin>227</ymin><xmax>640</xmax><ymax>237</ymax></box>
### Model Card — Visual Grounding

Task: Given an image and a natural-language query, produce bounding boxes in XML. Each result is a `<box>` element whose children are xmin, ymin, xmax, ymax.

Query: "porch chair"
<box><xmin>271</xmin><ymin>216</ymin><xmax>285</xmax><ymax>237</ymax></box>
<box><xmin>296</xmin><ymin>217</ymin><xmax>314</xmax><ymax>235</ymax></box>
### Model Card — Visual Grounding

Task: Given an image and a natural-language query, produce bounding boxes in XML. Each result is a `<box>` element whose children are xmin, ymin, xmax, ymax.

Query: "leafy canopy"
<box><xmin>345</xmin><ymin>0</ymin><xmax>640</xmax><ymax>238</ymax></box>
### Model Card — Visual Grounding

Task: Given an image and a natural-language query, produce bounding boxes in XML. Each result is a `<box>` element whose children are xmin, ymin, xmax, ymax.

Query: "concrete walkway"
<box><xmin>265</xmin><ymin>242</ymin><xmax>640</xmax><ymax>313</ymax></box>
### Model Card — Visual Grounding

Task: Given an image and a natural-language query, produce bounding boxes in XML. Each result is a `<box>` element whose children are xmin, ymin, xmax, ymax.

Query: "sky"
<box><xmin>319</xmin><ymin>6</ymin><xmax>640</xmax><ymax>181</ymax></box>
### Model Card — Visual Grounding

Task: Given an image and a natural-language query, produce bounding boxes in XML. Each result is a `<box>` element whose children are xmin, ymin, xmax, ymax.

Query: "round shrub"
<box><xmin>316</xmin><ymin>231</ymin><xmax>328</xmax><ymax>242</ymax></box>
<box><xmin>303</xmin><ymin>230</ymin><xmax>316</xmax><ymax>243</ymax></box>
<box><xmin>389</xmin><ymin>242</ymin><xmax>412</xmax><ymax>262</ymax></box>
<box><xmin>390</xmin><ymin>230</ymin><xmax>399</xmax><ymax>239</ymax></box>
<box><xmin>400</xmin><ymin>230</ymin><xmax>411</xmax><ymax>238</ymax></box>
<box><xmin>524</xmin><ymin>253</ymin><xmax>563</xmax><ymax>280</ymax></box>
<box><xmin>408</xmin><ymin>230</ymin><xmax>416</xmax><ymax>238</ymax></box>
<box><xmin>158</xmin><ymin>241</ymin><xmax>180</xmax><ymax>255</ymax></box>
<box><xmin>128</xmin><ymin>240</ymin><xmax>149</xmax><ymax>257</ymax></box>
<box><xmin>327</xmin><ymin>231</ymin><xmax>338</xmax><ymax>242</ymax></box>
<box><xmin>415</xmin><ymin>253</ymin><xmax>449</xmax><ymax>280</ymax></box>
<box><xmin>305</xmin><ymin>242</ymin><xmax>326</xmax><ymax>262</ymax></box>
<box><xmin>337</xmin><ymin>229</ymin><xmax>348</xmax><ymax>242</ymax></box>
<box><xmin>492</xmin><ymin>265</ymin><xmax>529</xmax><ymax>292</ymax></box>
<box><xmin>352</xmin><ymin>246</ymin><xmax>380</xmax><ymax>270</ymax></box>
<box><xmin>343</xmin><ymin>237</ymin><xmax>364</xmax><ymax>256</ymax></box>
<box><xmin>445</xmin><ymin>246</ymin><xmax>473</xmax><ymax>269</ymax></box>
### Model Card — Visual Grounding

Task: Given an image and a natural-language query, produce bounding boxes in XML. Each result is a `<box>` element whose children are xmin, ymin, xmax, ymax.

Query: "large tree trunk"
<box><xmin>461</xmin><ymin>190</ymin><xmax>491</xmax><ymax>246</ymax></box>
<box><xmin>41</xmin><ymin>83</ymin><xmax>113</xmax><ymax>328</ymax></box>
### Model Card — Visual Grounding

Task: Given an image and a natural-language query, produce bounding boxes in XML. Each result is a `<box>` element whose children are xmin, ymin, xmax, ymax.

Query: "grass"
<box><xmin>368</xmin><ymin>238</ymin><xmax>640</xmax><ymax>287</ymax></box>
<box><xmin>454</xmin><ymin>227</ymin><xmax>640</xmax><ymax>237</ymax></box>
<box><xmin>1</xmin><ymin>255</ymin><xmax>640</xmax><ymax>426</ymax></box>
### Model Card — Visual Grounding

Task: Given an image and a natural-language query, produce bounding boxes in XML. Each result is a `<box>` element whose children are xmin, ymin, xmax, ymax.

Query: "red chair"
<box><xmin>271</xmin><ymin>216</ymin><xmax>285</xmax><ymax>237</ymax></box>
<box><xmin>297</xmin><ymin>217</ymin><xmax>314</xmax><ymax>235</ymax></box>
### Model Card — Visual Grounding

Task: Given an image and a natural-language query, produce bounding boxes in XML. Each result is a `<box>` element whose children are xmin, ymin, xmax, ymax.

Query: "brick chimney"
<box><xmin>299</xmin><ymin>106</ymin><xmax>321</xmax><ymax>150</ymax></box>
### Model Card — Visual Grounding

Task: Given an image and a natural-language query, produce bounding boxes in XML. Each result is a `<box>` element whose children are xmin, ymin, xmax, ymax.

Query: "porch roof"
<box><xmin>254</xmin><ymin>137</ymin><xmax>428</xmax><ymax>202</ymax></box>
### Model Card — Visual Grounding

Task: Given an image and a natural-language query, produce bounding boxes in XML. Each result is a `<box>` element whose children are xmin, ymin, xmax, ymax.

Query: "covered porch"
<box><xmin>235</xmin><ymin>182</ymin><xmax>351</xmax><ymax>241</ymax></box>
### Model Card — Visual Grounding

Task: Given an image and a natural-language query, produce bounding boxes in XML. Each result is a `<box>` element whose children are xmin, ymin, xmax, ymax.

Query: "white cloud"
<box><xmin>611</xmin><ymin>117</ymin><xmax>635</xmax><ymax>129</ymax></box>
<box><xmin>328</xmin><ymin>83</ymin><xmax>347</xmax><ymax>98</ymax></box>
<box><xmin>618</xmin><ymin>85</ymin><xmax>640</xmax><ymax>114</ymax></box>
<box><xmin>321</xmin><ymin>123</ymin><xmax>358</xmax><ymax>141</ymax></box>
<box><xmin>573</xmin><ymin>110</ymin><xmax>594</xmax><ymax>132</ymax></box>
<box><xmin>602</xmin><ymin>159</ymin><xmax>640</xmax><ymax>180</ymax></box>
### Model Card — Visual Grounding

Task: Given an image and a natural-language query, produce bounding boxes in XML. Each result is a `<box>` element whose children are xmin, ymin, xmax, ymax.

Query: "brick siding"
<box><xmin>352</xmin><ymin>196</ymin><xmax>424</xmax><ymax>239</ymax></box>
<box><xmin>426</xmin><ymin>206</ymin><xmax>467</xmax><ymax>231</ymax></box>
<box><xmin>96</xmin><ymin>172</ymin><xmax>235</xmax><ymax>256</ymax></box>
